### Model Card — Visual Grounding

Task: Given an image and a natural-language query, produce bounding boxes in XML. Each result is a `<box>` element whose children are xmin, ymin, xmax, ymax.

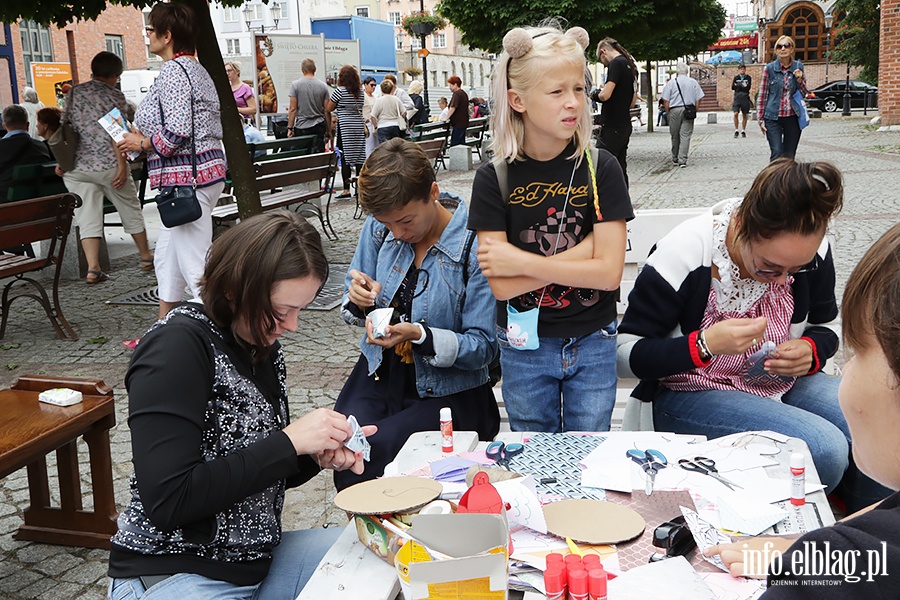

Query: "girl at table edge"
<box><xmin>707</xmin><ymin>222</ymin><xmax>900</xmax><ymax>597</ymax></box>
<box><xmin>107</xmin><ymin>212</ymin><xmax>375</xmax><ymax>598</ymax></box>
<box><xmin>334</xmin><ymin>138</ymin><xmax>500</xmax><ymax>491</ymax></box>
<box><xmin>617</xmin><ymin>158</ymin><xmax>890</xmax><ymax>513</ymax></box>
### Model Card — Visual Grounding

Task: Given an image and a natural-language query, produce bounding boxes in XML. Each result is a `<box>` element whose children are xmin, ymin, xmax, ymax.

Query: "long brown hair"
<box><xmin>200</xmin><ymin>212</ymin><xmax>328</xmax><ymax>357</ymax></box>
<box><xmin>338</xmin><ymin>64</ymin><xmax>362</xmax><ymax>100</ymax></box>
<box><xmin>733</xmin><ymin>158</ymin><xmax>843</xmax><ymax>244</ymax></box>
<box><xmin>842</xmin><ymin>223</ymin><xmax>900</xmax><ymax>380</ymax></box>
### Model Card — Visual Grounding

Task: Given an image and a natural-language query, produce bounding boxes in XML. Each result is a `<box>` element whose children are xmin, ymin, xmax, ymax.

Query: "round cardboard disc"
<box><xmin>333</xmin><ymin>477</ymin><xmax>443</xmax><ymax>515</ymax></box>
<box><xmin>544</xmin><ymin>499</ymin><xmax>646</xmax><ymax>544</ymax></box>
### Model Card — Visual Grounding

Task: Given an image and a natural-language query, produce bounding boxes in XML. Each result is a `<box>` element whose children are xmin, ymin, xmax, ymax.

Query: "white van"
<box><xmin>120</xmin><ymin>70</ymin><xmax>159</xmax><ymax>106</ymax></box>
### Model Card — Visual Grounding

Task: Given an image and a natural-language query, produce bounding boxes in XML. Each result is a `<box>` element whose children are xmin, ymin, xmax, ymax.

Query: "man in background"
<box><xmin>732</xmin><ymin>64</ymin><xmax>752</xmax><ymax>138</ymax></box>
<box><xmin>0</xmin><ymin>104</ymin><xmax>52</xmax><ymax>203</ymax></box>
<box><xmin>592</xmin><ymin>38</ymin><xmax>639</xmax><ymax>186</ymax></box>
<box><xmin>287</xmin><ymin>58</ymin><xmax>331</xmax><ymax>153</ymax></box>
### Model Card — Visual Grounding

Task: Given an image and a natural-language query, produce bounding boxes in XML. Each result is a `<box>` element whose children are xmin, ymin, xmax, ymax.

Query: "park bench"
<box><xmin>463</xmin><ymin>116</ymin><xmax>490</xmax><ymax>161</ymax></box>
<box><xmin>212</xmin><ymin>151</ymin><xmax>338</xmax><ymax>240</ymax></box>
<box><xmin>0</xmin><ymin>375</ymin><xmax>117</xmax><ymax>548</ymax></box>
<box><xmin>0</xmin><ymin>193</ymin><xmax>82</xmax><ymax>341</ymax></box>
<box><xmin>247</xmin><ymin>134</ymin><xmax>317</xmax><ymax>161</ymax></box>
<box><xmin>410</xmin><ymin>121</ymin><xmax>450</xmax><ymax>171</ymax></box>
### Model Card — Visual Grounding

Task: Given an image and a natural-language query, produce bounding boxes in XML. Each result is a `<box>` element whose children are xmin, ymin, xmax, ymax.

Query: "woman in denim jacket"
<box><xmin>335</xmin><ymin>139</ymin><xmax>500</xmax><ymax>490</ymax></box>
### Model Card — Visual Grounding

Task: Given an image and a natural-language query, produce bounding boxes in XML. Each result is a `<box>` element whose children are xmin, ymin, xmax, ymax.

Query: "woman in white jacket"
<box><xmin>371</xmin><ymin>79</ymin><xmax>406</xmax><ymax>144</ymax></box>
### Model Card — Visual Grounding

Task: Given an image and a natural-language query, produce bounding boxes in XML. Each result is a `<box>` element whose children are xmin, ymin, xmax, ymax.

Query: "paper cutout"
<box><xmin>505</xmin><ymin>433</ymin><xmax>608</xmax><ymax>501</ymax></box>
<box><xmin>344</xmin><ymin>415</ymin><xmax>371</xmax><ymax>461</ymax></box>
<box><xmin>493</xmin><ymin>475</ymin><xmax>548</xmax><ymax>534</ymax></box>
<box><xmin>369</xmin><ymin>307</ymin><xmax>393</xmax><ymax>338</ymax></box>
<box><xmin>430</xmin><ymin>457</ymin><xmax>479</xmax><ymax>483</ymax></box>
<box><xmin>544</xmin><ymin>499</ymin><xmax>645</xmax><ymax>545</ymax></box>
<box><xmin>717</xmin><ymin>491</ymin><xmax>788</xmax><ymax>536</ymax></box>
<box><xmin>680</xmin><ymin>506</ymin><xmax>732</xmax><ymax>573</ymax></box>
<box><xmin>607</xmin><ymin>556</ymin><xmax>718</xmax><ymax>600</ymax></box>
<box><xmin>334</xmin><ymin>477</ymin><xmax>442</xmax><ymax>515</ymax></box>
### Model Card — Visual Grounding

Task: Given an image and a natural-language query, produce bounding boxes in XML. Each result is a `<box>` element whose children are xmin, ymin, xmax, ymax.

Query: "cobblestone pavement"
<box><xmin>0</xmin><ymin>114</ymin><xmax>897</xmax><ymax>598</ymax></box>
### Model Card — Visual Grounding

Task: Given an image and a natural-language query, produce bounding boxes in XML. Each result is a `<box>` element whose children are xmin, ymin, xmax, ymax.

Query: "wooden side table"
<box><xmin>0</xmin><ymin>375</ymin><xmax>118</xmax><ymax>548</ymax></box>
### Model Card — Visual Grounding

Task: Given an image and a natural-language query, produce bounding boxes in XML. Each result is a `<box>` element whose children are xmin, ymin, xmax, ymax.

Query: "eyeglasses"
<box><xmin>751</xmin><ymin>255</ymin><xmax>817</xmax><ymax>279</ymax></box>
<box><xmin>366</xmin><ymin>82</ymin><xmax>376</xmax><ymax>87</ymax></box>
<box><xmin>775</xmin><ymin>43</ymin><xmax>792</xmax><ymax>49</ymax></box>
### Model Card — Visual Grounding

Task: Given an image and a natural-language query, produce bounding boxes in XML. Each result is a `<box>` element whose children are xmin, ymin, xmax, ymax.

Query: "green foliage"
<box><xmin>0</xmin><ymin>0</ymin><xmax>247</xmax><ymax>28</ymax></box>
<box><xmin>400</xmin><ymin>11</ymin><xmax>449</xmax><ymax>38</ymax></box>
<box><xmin>436</xmin><ymin>0</ymin><xmax>725</xmax><ymax>58</ymax></box>
<box><xmin>832</xmin><ymin>0</ymin><xmax>880</xmax><ymax>84</ymax></box>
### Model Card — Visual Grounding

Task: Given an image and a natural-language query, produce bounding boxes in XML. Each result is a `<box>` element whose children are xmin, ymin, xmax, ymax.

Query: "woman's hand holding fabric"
<box><xmin>365</xmin><ymin>319</ymin><xmax>419</xmax><ymax>349</ymax></box>
<box><xmin>766</xmin><ymin>339</ymin><xmax>814</xmax><ymax>376</ymax></box>
<box><xmin>348</xmin><ymin>269</ymin><xmax>380</xmax><ymax>309</ymax></box>
<box><xmin>477</xmin><ymin>236</ymin><xmax>529</xmax><ymax>278</ymax></box>
<box><xmin>282</xmin><ymin>408</ymin><xmax>354</xmax><ymax>456</ymax></box>
<box><xmin>315</xmin><ymin>425</ymin><xmax>377</xmax><ymax>475</ymax></box>
<box><xmin>703</xmin><ymin>317</ymin><xmax>768</xmax><ymax>356</ymax></box>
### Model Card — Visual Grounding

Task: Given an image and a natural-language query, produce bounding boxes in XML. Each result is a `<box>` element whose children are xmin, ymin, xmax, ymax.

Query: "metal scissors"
<box><xmin>626</xmin><ymin>449</ymin><xmax>668</xmax><ymax>496</ymax></box>
<box><xmin>486</xmin><ymin>441</ymin><xmax>525</xmax><ymax>470</ymax></box>
<box><xmin>677</xmin><ymin>456</ymin><xmax>743</xmax><ymax>490</ymax></box>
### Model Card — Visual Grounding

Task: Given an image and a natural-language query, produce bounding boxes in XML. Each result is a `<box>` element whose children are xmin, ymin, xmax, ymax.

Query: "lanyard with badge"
<box><xmin>506</xmin><ymin>149</ymin><xmax>599</xmax><ymax>350</ymax></box>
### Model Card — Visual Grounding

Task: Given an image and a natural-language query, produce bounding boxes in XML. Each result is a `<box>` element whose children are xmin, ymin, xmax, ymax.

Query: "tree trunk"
<box><xmin>646</xmin><ymin>60</ymin><xmax>654</xmax><ymax>134</ymax></box>
<box><xmin>181</xmin><ymin>0</ymin><xmax>261</xmax><ymax>218</ymax></box>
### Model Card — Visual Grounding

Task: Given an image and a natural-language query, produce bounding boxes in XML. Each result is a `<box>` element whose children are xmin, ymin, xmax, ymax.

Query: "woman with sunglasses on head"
<box><xmin>757</xmin><ymin>35</ymin><xmax>807</xmax><ymax>161</ymax></box>
<box><xmin>333</xmin><ymin>138</ymin><xmax>500</xmax><ymax>491</ymax></box>
<box><xmin>618</xmin><ymin>158</ymin><xmax>891</xmax><ymax>514</ymax></box>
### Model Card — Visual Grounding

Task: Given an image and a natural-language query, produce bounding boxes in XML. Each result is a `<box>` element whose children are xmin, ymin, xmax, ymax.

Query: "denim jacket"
<box><xmin>763</xmin><ymin>59</ymin><xmax>804</xmax><ymax>121</ymax></box>
<box><xmin>340</xmin><ymin>200</ymin><xmax>497</xmax><ymax>397</ymax></box>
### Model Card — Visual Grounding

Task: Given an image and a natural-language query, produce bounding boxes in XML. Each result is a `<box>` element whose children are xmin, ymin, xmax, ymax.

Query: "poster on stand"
<box><xmin>31</xmin><ymin>62</ymin><xmax>73</xmax><ymax>107</ymax></box>
<box><xmin>254</xmin><ymin>34</ymin><xmax>326</xmax><ymax>115</ymax></box>
<box><xmin>324</xmin><ymin>40</ymin><xmax>361</xmax><ymax>82</ymax></box>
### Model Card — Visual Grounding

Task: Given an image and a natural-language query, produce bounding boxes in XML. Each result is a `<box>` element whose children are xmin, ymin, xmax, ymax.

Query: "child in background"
<box><xmin>437</xmin><ymin>97</ymin><xmax>449</xmax><ymax>122</ymax></box>
<box><xmin>468</xmin><ymin>23</ymin><xmax>634</xmax><ymax>433</ymax></box>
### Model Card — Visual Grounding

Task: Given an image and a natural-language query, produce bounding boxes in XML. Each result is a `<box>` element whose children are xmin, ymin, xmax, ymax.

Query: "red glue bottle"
<box><xmin>544</xmin><ymin>564</ymin><xmax>567</xmax><ymax>600</ymax></box>
<box><xmin>588</xmin><ymin>567</ymin><xmax>608</xmax><ymax>600</ymax></box>
<box><xmin>568</xmin><ymin>569</ymin><xmax>588</xmax><ymax>600</ymax></box>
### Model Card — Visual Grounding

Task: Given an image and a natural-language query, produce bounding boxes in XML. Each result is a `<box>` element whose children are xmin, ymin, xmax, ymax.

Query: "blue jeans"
<box><xmin>653</xmin><ymin>373</ymin><xmax>848</xmax><ymax>493</ymax></box>
<box><xmin>107</xmin><ymin>528</ymin><xmax>341</xmax><ymax>600</ymax></box>
<box><xmin>499</xmin><ymin>322</ymin><xmax>617</xmax><ymax>432</ymax></box>
<box><xmin>376</xmin><ymin>125</ymin><xmax>403</xmax><ymax>144</ymax></box>
<box><xmin>764</xmin><ymin>116</ymin><xmax>802</xmax><ymax>161</ymax></box>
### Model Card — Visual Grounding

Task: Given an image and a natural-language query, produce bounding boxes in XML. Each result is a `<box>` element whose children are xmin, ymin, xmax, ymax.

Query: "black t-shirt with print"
<box><xmin>600</xmin><ymin>55</ymin><xmax>635</xmax><ymax>127</ymax></box>
<box><xmin>468</xmin><ymin>145</ymin><xmax>633</xmax><ymax>338</ymax></box>
<box><xmin>732</xmin><ymin>74</ymin><xmax>752</xmax><ymax>97</ymax></box>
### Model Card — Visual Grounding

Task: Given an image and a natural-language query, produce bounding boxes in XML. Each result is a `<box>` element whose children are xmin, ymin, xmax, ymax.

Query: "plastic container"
<box><xmin>440</xmin><ymin>407</ymin><xmax>453</xmax><ymax>453</ymax></box>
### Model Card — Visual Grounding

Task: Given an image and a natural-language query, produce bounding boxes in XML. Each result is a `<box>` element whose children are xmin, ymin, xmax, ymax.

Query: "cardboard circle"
<box><xmin>544</xmin><ymin>499</ymin><xmax>646</xmax><ymax>544</ymax></box>
<box><xmin>334</xmin><ymin>477</ymin><xmax>443</xmax><ymax>515</ymax></box>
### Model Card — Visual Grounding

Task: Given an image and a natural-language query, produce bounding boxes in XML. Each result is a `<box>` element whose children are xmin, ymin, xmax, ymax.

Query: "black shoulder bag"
<box><xmin>155</xmin><ymin>59</ymin><xmax>202</xmax><ymax>228</ymax></box>
<box><xmin>675</xmin><ymin>77</ymin><xmax>697</xmax><ymax>120</ymax></box>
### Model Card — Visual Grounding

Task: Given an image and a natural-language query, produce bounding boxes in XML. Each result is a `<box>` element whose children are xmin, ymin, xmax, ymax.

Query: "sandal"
<box><xmin>85</xmin><ymin>270</ymin><xmax>109</xmax><ymax>284</ymax></box>
<box><xmin>140</xmin><ymin>257</ymin><xmax>154</xmax><ymax>272</ymax></box>
<box><xmin>335</xmin><ymin>191</ymin><xmax>352</xmax><ymax>200</ymax></box>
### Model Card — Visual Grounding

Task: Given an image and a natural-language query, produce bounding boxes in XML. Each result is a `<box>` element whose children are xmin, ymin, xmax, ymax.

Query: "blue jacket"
<box><xmin>763</xmin><ymin>59</ymin><xmax>804</xmax><ymax>121</ymax></box>
<box><xmin>340</xmin><ymin>200</ymin><xmax>497</xmax><ymax>397</ymax></box>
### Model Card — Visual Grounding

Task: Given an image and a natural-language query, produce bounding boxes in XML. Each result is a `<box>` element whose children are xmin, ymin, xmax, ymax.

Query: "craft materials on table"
<box><xmin>486</xmin><ymin>440</ymin><xmax>525</xmax><ymax>470</ymax></box>
<box><xmin>505</xmin><ymin>433</ymin><xmax>608</xmax><ymax>501</ymax></box>
<box><xmin>626</xmin><ymin>448</ymin><xmax>667</xmax><ymax>496</ymax></box>
<box><xmin>790</xmin><ymin>452</ymin><xmax>806</xmax><ymax>506</ymax></box>
<box><xmin>344</xmin><ymin>415</ymin><xmax>371</xmax><ymax>461</ymax></box>
<box><xmin>677</xmin><ymin>457</ymin><xmax>742</xmax><ymax>491</ymax></box>
<box><xmin>439</xmin><ymin>407</ymin><xmax>453</xmax><ymax>453</ymax></box>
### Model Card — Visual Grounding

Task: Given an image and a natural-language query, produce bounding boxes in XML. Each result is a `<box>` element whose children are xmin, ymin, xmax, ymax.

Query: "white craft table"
<box><xmin>297</xmin><ymin>430</ymin><xmax>834</xmax><ymax>600</ymax></box>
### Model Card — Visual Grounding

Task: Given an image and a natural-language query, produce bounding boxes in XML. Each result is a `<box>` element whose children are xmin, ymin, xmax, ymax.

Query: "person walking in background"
<box><xmin>592</xmin><ymin>38</ymin><xmax>639</xmax><ymax>185</ymax></box>
<box><xmin>757</xmin><ymin>35</ymin><xmax>807</xmax><ymax>161</ymax></box>
<box><xmin>371</xmin><ymin>79</ymin><xmax>406</xmax><ymax>144</ymax></box>
<box><xmin>287</xmin><ymin>58</ymin><xmax>330</xmax><ymax>153</ymax></box>
<box><xmin>444</xmin><ymin>75</ymin><xmax>468</xmax><ymax>146</ymax></box>
<box><xmin>362</xmin><ymin>76</ymin><xmax>378</xmax><ymax>157</ymax></box>
<box><xmin>732</xmin><ymin>64</ymin><xmax>752</xmax><ymax>138</ymax></box>
<box><xmin>661</xmin><ymin>62</ymin><xmax>704</xmax><ymax>168</ymax></box>
<box><xmin>20</xmin><ymin>87</ymin><xmax>44</xmax><ymax>139</ymax></box>
<box><xmin>108</xmin><ymin>211</ymin><xmax>374</xmax><ymax>598</ymax></box>
<box><xmin>325</xmin><ymin>65</ymin><xmax>367</xmax><ymax>200</ymax></box>
<box><xmin>118</xmin><ymin>2</ymin><xmax>226</xmax><ymax>319</ymax></box>
<box><xmin>468</xmin><ymin>24</ymin><xmax>633</xmax><ymax>433</ymax></box>
<box><xmin>59</xmin><ymin>51</ymin><xmax>154</xmax><ymax>284</ymax></box>
<box><xmin>334</xmin><ymin>139</ymin><xmax>499</xmax><ymax>490</ymax></box>
<box><xmin>224</xmin><ymin>61</ymin><xmax>257</xmax><ymax>123</ymax></box>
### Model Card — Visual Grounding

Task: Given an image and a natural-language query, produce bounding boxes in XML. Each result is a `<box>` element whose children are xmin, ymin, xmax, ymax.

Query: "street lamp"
<box><xmin>824</xmin><ymin>14</ymin><xmax>834</xmax><ymax>83</ymax></box>
<box><xmin>842</xmin><ymin>61</ymin><xmax>852</xmax><ymax>116</ymax></box>
<box><xmin>243</xmin><ymin>3</ymin><xmax>281</xmax><ymax>34</ymax></box>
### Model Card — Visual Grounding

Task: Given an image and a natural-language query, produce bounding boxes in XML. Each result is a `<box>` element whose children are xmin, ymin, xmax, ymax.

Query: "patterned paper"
<box><xmin>505</xmin><ymin>433</ymin><xmax>607</xmax><ymax>501</ymax></box>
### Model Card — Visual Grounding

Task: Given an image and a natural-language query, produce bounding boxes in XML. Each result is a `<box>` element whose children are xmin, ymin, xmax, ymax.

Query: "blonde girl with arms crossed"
<box><xmin>467</xmin><ymin>22</ymin><xmax>634</xmax><ymax>433</ymax></box>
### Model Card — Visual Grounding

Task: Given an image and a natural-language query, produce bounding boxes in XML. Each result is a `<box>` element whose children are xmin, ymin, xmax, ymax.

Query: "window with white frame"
<box><xmin>356</xmin><ymin>6</ymin><xmax>369</xmax><ymax>17</ymax></box>
<box><xmin>410</xmin><ymin>37</ymin><xmax>421</xmax><ymax>51</ymax></box>
<box><xmin>226</xmin><ymin>39</ymin><xmax>242</xmax><ymax>55</ymax></box>
<box><xmin>433</xmin><ymin>32</ymin><xmax>446</xmax><ymax>48</ymax></box>
<box><xmin>244</xmin><ymin>4</ymin><xmax>263</xmax><ymax>21</ymax></box>
<box><xmin>223</xmin><ymin>6</ymin><xmax>240</xmax><ymax>22</ymax></box>
<box><xmin>395</xmin><ymin>35</ymin><xmax>404</xmax><ymax>51</ymax></box>
<box><xmin>388</xmin><ymin>12</ymin><xmax>401</xmax><ymax>26</ymax></box>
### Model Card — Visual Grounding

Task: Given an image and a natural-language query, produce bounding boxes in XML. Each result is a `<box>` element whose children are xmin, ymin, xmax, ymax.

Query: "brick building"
<box><xmin>3</xmin><ymin>5</ymin><xmax>147</xmax><ymax>104</ymax></box>
<box><xmin>879</xmin><ymin>0</ymin><xmax>900</xmax><ymax>125</ymax></box>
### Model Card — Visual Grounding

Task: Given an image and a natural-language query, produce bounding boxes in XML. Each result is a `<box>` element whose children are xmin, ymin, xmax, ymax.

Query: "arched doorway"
<box><xmin>767</xmin><ymin>2</ymin><xmax>838</xmax><ymax>63</ymax></box>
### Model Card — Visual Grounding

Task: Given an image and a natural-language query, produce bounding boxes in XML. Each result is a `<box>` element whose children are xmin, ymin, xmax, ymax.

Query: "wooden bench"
<box><xmin>415</xmin><ymin>139</ymin><xmax>446</xmax><ymax>171</ymax></box>
<box><xmin>463</xmin><ymin>116</ymin><xmax>490</xmax><ymax>161</ymax></box>
<box><xmin>0</xmin><ymin>375</ymin><xmax>117</xmax><ymax>548</ymax></box>
<box><xmin>0</xmin><ymin>193</ymin><xmax>81</xmax><ymax>341</ymax></box>
<box><xmin>212</xmin><ymin>151</ymin><xmax>339</xmax><ymax>240</ymax></box>
<box><xmin>410</xmin><ymin>121</ymin><xmax>450</xmax><ymax>171</ymax></box>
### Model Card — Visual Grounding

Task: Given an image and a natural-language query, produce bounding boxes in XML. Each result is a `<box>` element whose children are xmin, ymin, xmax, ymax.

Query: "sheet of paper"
<box><xmin>493</xmin><ymin>475</ymin><xmax>548</xmax><ymax>534</ymax></box>
<box><xmin>368</xmin><ymin>307</ymin><xmax>393</xmax><ymax>338</ymax></box>
<box><xmin>343</xmin><ymin>415</ymin><xmax>370</xmax><ymax>461</ymax></box>
<box><xmin>717</xmin><ymin>490</ymin><xmax>788</xmax><ymax>536</ymax></box>
<box><xmin>680</xmin><ymin>506</ymin><xmax>732</xmax><ymax>573</ymax></box>
<box><xmin>767</xmin><ymin>501</ymin><xmax>826</xmax><ymax>535</ymax></box>
<box><xmin>607</xmin><ymin>556</ymin><xmax>718</xmax><ymax>600</ymax></box>
<box><xmin>505</xmin><ymin>433</ymin><xmax>608</xmax><ymax>501</ymax></box>
<box><xmin>429</xmin><ymin>456</ymin><xmax>478</xmax><ymax>483</ymax></box>
<box><xmin>720</xmin><ymin>469</ymin><xmax>826</xmax><ymax>504</ymax></box>
<box><xmin>698</xmin><ymin>572</ymin><xmax>767</xmax><ymax>600</ymax></box>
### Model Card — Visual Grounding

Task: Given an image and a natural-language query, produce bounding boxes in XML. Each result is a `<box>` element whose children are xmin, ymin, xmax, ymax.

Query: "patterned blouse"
<box><xmin>135</xmin><ymin>56</ymin><xmax>226</xmax><ymax>189</ymax></box>
<box><xmin>61</xmin><ymin>79</ymin><xmax>127</xmax><ymax>173</ymax></box>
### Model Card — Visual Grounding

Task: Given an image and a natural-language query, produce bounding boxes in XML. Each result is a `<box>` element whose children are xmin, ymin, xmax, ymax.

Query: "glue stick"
<box><xmin>790</xmin><ymin>452</ymin><xmax>806</xmax><ymax>506</ymax></box>
<box><xmin>544</xmin><ymin>564</ymin><xmax>567</xmax><ymax>600</ymax></box>
<box><xmin>440</xmin><ymin>407</ymin><xmax>453</xmax><ymax>453</ymax></box>
<box><xmin>588</xmin><ymin>567</ymin><xmax>607</xmax><ymax>600</ymax></box>
<box><xmin>568</xmin><ymin>569</ymin><xmax>588</xmax><ymax>600</ymax></box>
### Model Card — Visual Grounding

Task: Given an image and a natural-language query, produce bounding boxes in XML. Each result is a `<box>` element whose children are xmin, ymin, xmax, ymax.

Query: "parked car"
<box><xmin>806</xmin><ymin>80</ymin><xmax>878</xmax><ymax>112</ymax></box>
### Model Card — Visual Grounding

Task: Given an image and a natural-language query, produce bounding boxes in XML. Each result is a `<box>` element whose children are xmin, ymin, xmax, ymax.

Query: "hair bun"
<box><xmin>503</xmin><ymin>28</ymin><xmax>533</xmax><ymax>59</ymax></box>
<box><xmin>565</xmin><ymin>27</ymin><xmax>589</xmax><ymax>50</ymax></box>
